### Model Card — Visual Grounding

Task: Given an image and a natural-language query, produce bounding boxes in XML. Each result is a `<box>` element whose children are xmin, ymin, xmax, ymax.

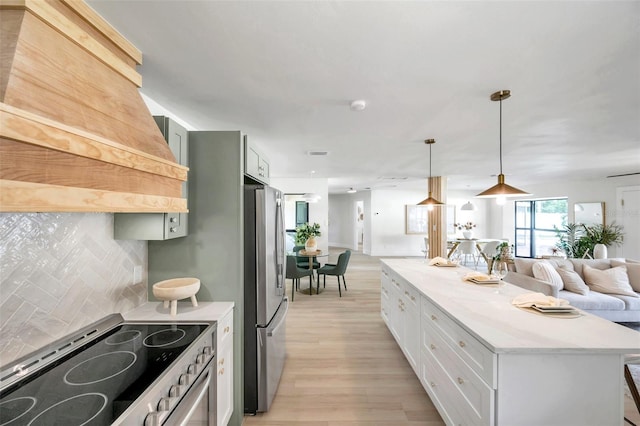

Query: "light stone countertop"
<box><xmin>382</xmin><ymin>258</ymin><xmax>640</xmax><ymax>354</ymax></box>
<box><xmin>122</xmin><ymin>301</ymin><xmax>234</xmax><ymax>322</ymax></box>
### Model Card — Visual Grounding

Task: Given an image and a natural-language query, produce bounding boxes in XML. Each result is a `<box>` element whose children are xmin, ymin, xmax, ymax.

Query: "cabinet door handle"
<box><xmin>430</xmin><ymin>382</ymin><xmax>436</xmax><ymax>388</ymax></box>
<box><xmin>410</xmin><ymin>295</ymin><xmax>416</xmax><ymax>301</ymax></box>
<box><xmin>431</xmin><ymin>315</ymin><xmax>437</xmax><ymax>321</ymax></box>
<box><xmin>458</xmin><ymin>341</ymin><xmax>466</xmax><ymax>348</ymax></box>
<box><xmin>219</xmin><ymin>367</ymin><xmax>224</xmax><ymax>375</ymax></box>
<box><xmin>219</xmin><ymin>358</ymin><xmax>225</xmax><ymax>366</ymax></box>
<box><xmin>457</xmin><ymin>377</ymin><xmax>464</xmax><ymax>385</ymax></box>
<box><xmin>169</xmin><ymin>227</ymin><xmax>177</xmax><ymax>233</ymax></box>
<box><xmin>430</xmin><ymin>344</ymin><xmax>436</xmax><ymax>350</ymax></box>
<box><xmin>224</xmin><ymin>326</ymin><xmax>230</xmax><ymax>333</ymax></box>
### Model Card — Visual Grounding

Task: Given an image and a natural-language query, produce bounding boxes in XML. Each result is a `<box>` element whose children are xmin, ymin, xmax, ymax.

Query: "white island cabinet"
<box><xmin>123</xmin><ymin>301</ymin><xmax>234</xmax><ymax>426</ymax></box>
<box><xmin>381</xmin><ymin>259</ymin><xmax>640</xmax><ymax>426</ymax></box>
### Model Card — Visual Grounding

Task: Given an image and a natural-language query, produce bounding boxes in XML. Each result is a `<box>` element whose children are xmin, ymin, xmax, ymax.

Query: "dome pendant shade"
<box><xmin>417</xmin><ymin>139</ymin><xmax>444</xmax><ymax>206</ymax></box>
<box><xmin>476</xmin><ymin>173</ymin><xmax>531</xmax><ymax>198</ymax></box>
<box><xmin>460</xmin><ymin>201</ymin><xmax>478</xmax><ymax>211</ymax></box>
<box><xmin>476</xmin><ymin>90</ymin><xmax>531</xmax><ymax>199</ymax></box>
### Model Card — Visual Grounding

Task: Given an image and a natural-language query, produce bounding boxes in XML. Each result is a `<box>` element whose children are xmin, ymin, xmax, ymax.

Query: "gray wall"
<box><xmin>147</xmin><ymin>131</ymin><xmax>245</xmax><ymax>426</ymax></box>
<box><xmin>0</xmin><ymin>213</ymin><xmax>147</xmax><ymax>365</ymax></box>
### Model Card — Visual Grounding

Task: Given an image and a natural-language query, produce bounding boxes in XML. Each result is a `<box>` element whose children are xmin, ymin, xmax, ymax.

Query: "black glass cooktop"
<box><xmin>0</xmin><ymin>323</ymin><xmax>208</xmax><ymax>425</ymax></box>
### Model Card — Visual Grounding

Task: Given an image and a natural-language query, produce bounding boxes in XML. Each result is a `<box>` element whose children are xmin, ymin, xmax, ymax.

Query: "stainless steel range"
<box><xmin>0</xmin><ymin>314</ymin><xmax>216</xmax><ymax>425</ymax></box>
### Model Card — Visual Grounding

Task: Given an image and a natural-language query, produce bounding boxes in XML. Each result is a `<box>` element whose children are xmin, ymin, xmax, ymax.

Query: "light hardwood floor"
<box><xmin>242</xmin><ymin>248</ymin><xmax>640</xmax><ymax>425</ymax></box>
<box><xmin>243</xmin><ymin>248</ymin><xmax>445</xmax><ymax>426</ymax></box>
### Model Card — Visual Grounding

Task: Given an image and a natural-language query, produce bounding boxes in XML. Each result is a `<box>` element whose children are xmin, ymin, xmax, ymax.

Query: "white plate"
<box><xmin>469</xmin><ymin>278</ymin><xmax>500</xmax><ymax>285</ymax></box>
<box><xmin>531</xmin><ymin>305</ymin><xmax>577</xmax><ymax>313</ymax></box>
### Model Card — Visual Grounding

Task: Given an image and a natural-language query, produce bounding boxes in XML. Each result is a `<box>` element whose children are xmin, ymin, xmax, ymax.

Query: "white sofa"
<box><xmin>506</xmin><ymin>257</ymin><xmax>640</xmax><ymax>322</ymax></box>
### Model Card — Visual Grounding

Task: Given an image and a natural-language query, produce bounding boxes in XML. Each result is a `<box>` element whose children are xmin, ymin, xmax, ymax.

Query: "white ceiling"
<box><xmin>87</xmin><ymin>1</ymin><xmax>640</xmax><ymax>194</ymax></box>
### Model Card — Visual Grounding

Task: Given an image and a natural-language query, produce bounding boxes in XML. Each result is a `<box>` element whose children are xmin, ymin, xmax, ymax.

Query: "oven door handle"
<box><xmin>172</xmin><ymin>368</ymin><xmax>213</xmax><ymax>426</ymax></box>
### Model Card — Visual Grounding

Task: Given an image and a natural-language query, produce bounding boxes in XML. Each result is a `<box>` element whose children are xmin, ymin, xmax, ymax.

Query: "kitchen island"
<box><xmin>381</xmin><ymin>258</ymin><xmax>640</xmax><ymax>426</ymax></box>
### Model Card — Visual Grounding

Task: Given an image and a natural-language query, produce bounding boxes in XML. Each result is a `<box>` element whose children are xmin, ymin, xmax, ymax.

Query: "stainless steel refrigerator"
<box><xmin>243</xmin><ymin>184</ymin><xmax>288</xmax><ymax>414</ymax></box>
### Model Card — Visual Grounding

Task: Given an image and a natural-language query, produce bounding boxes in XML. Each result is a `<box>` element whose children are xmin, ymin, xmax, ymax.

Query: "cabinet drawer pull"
<box><xmin>219</xmin><ymin>358</ymin><xmax>225</xmax><ymax>366</ymax></box>
<box><xmin>430</xmin><ymin>382</ymin><xmax>436</xmax><ymax>388</ymax></box>
<box><xmin>224</xmin><ymin>326</ymin><xmax>230</xmax><ymax>333</ymax></box>
<box><xmin>219</xmin><ymin>367</ymin><xmax>224</xmax><ymax>375</ymax></box>
<box><xmin>404</xmin><ymin>291</ymin><xmax>409</xmax><ymax>296</ymax></box>
<box><xmin>431</xmin><ymin>315</ymin><xmax>437</xmax><ymax>321</ymax></box>
<box><xmin>430</xmin><ymin>344</ymin><xmax>436</xmax><ymax>350</ymax></box>
<box><xmin>410</xmin><ymin>295</ymin><xmax>416</xmax><ymax>301</ymax></box>
<box><xmin>457</xmin><ymin>377</ymin><xmax>464</xmax><ymax>385</ymax></box>
<box><xmin>458</xmin><ymin>340</ymin><xmax>466</xmax><ymax>348</ymax></box>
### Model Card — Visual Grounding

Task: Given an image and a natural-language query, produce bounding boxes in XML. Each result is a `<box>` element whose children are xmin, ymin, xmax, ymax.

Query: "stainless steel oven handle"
<box><xmin>175</xmin><ymin>368</ymin><xmax>212</xmax><ymax>426</ymax></box>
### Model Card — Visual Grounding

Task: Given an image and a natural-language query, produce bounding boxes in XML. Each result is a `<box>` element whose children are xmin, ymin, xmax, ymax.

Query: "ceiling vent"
<box><xmin>307</xmin><ymin>151</ymin><xmax>330</xmax><ymax>156</ymax></box>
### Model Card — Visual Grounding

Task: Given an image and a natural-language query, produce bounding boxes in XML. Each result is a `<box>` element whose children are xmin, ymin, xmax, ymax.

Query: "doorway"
<box><xmin>354</xmin><ymin>200</ymin><xmax>364</xmax><ymax>251</ymax></box>
<box><xmin>617</xmin><ymin>186</ymin><xmax>640</xmax><ymax>259</ymax></box>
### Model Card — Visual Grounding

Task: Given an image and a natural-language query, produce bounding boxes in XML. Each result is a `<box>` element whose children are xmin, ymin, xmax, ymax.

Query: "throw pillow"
<box><xmin>583</xmin><ymin>265</ymin><xmax>639</xmax><ymax>298</ymax></box>
<box><xmin>611</xmin><ymin>260</ymin><xmax>640</xmax><ymax>293</ymax></box>
<box><xmin>556</xmin><ymin>267</ymin><xmax>589</xmax><ymax>295</ymax></box>
<box><xmin>532</xmin><ymin>261</ymin><xmax>564</xmax><ymax>290</ymax></box>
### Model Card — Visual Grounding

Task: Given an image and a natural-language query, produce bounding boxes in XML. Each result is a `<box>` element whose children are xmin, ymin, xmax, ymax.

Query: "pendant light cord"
<box><xmin>499</xmin><ymin>97</ymin><xmax>503</xmax><ymax>175</ymax></box>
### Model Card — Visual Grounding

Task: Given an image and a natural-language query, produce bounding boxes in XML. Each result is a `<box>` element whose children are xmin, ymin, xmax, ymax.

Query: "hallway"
<box><xmin>244</xmin><ymin>248</ymin><xmax>445</xmax><ymax>425</ymax></box>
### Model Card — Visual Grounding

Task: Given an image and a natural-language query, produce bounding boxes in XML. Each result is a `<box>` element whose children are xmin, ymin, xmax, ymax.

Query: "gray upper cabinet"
<box><xmin>244</xmin><ymin>135</ymin><xmax>270</xmax><ymax>184</ymax></box>
<box><xmin>114</xmin><ymin>116</ymin><xmax>189</xmax><ymax>240</ymax></box>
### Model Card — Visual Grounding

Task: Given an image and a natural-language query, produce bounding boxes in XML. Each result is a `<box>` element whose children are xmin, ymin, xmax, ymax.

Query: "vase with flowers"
<box><xmin>295</xmin><ymin>222</ymin><xmax>322</xmax><ymax>252</ymax></box>
<box><xmin>454</xmin><ymin>221</ymin><xmax>476</xmax><ymax>239</ymax></box>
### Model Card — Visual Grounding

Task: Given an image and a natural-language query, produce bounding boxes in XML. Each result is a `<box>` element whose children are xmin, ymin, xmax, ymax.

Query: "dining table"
<box><xmin>292</xmin><ymin>249</ymin><xmax>328</xmax><ymax>295</ymax></box>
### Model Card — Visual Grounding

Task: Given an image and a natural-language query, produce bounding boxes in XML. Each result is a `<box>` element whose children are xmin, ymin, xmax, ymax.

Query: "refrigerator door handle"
<box><xmin>274</xmin><ymin>192</ymin><xmax>285</xmax><ymax>292</ymax></box>
<box><xmin>267</xmin><ymin>298</ymin><xmax>288</xmax><ymax>337</ymax></box>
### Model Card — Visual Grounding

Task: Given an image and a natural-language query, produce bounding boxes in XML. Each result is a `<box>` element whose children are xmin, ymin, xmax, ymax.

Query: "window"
<box><xmin>515</xmin><ymin>198</ymin><xmax>568</xmax><ymax>258</ymax></box>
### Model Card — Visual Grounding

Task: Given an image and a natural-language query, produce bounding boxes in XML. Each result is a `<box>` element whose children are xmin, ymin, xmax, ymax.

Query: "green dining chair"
<box><xmin>316</xmin><ymin>249</ymin><xmax>351</xmax><ymax>297</ymax></box>
<box><xmin>286</xmin><ymin>255</ymin><xmax>313</xmax><ymax>301</ymax></box>
<box><xmin>293</xmin><ymin>245</ymin><xmax>320</xmax><ymax>270</ymax></box>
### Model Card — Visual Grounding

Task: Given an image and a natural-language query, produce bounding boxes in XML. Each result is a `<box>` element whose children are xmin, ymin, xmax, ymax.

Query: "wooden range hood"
<box><xmin>0</xmin><ymin>0</ymin><xmax>187</xmax><ymax>212</ymax></box>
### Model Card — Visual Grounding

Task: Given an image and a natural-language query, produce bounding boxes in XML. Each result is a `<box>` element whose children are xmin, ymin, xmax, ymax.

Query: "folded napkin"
<box><xmin>463</xmin><ymin>272</ymin><xmax>494</xmax><ymax>282</ymax></box>
<box><xmin>512</xmin><ymin>292</ymin><xmax>569</xmax><ymax>308</ymax></box>
<box><xmin>428</xmin><ymin>256</ymin><xmax>451</xmax><ymax>266</ymax></box>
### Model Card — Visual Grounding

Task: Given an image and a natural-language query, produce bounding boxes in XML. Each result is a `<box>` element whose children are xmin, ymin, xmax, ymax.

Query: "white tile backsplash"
<box><xmin>0</xmin><ymin>213</ymin><xmax>147</xmax><ymax>365</ymax></box>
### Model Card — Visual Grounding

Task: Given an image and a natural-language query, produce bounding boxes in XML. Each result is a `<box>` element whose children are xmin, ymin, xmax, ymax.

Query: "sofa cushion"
<box><xmin>583</xmin><ymin>265</ymin><xmax>638</xmax><ymax>298</ymax></box>
<box><xmin>558</xmin><ymin>290</ymin><xmax>626</xmax><ymax>311</ymax></box>
<box><xmin>556</xmin><ymin>267</ymin><xmax>589</xmax><ymax>295</ymax></box>
<box><xmin>532</xmin><ymin>261</ymin><xmax>564</xmax><ymax>290</ymax></box>
<box><xmin>514</xmin><ymin>258</ymin><xmax>538</xmax><ymax>277</ymax></box>
<box><xmin>611</xmin><ymin>294</ymin><xmax>640</xmax><ymax>310</ymax></box>
<box><xmin>611</xmin><ymin>260</ymin><xmax>640</xmax><ymax>292</ymax></box>
<box><xmin>569</xmin><ymin>259</ymin><xmax>612</xmax><ymax>279</ymax></box>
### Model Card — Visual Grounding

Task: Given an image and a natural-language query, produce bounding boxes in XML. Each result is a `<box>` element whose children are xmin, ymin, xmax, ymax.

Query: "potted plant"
<box><xmin>295</xmin><ymin>222</ymin><xmax>321</xmax><ymax>252</ymax></box>
<box><xmin>583</xmin><ymin>223</ymin><xmax>624</xmax><ymax>259</ymax></box>
<box><xmin>554</xmin><ymin>223</ymin><xmax>590</xmax><ymax>258</ymax></box>
<box><xmin>490</xmin><ymin>241</ymin><xmax>513</xmax><ymax>273</ymax></box>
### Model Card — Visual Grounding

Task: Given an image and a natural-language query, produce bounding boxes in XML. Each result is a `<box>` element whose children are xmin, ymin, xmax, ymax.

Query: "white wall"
<box><xmin>270</xmin><ymin>177</ymin><xmax>329</xmax><ymax>254</ymax></box>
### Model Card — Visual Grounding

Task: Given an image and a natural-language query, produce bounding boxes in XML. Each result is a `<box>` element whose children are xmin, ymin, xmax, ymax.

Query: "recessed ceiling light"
<box><xmin>307</xmin><ymin>151</ymin><xmax>329</xmax><ymax>156</ymax></box>
<box><xmin>350</xmin><ymin>100</ymin><xmax>366</xmax><ymax>111</ymax></box>
<box><xmin>347</xmin><ymin>188</ymin><xmax>356</xmax><ymax>193</ymax></box>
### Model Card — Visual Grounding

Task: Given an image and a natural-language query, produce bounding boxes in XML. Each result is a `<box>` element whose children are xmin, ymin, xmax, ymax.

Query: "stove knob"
<box><xmin>169</xmin><ymin>385</ymin><xmax>183</xmax><ymax>398</ymax></box>
<box><xmin>196</xmin><ymin>353</ymin><xmax>206</xmax><ymax>365</ymax></box>
<box><xmin>157</xmin><ymin>397</ymin><xmax>171</xmax><ymax>412</ymax></box>
<box><xmin>187</xmin><ymin>363</ymin><xmax>198</xmax><ymax>375</ymax></box>
<box><xmin>179</xmin><ymin>373</ymin><xmax>191</xmax><ymax>386</ymax></box>
<box><xmin>203</xmin><ymin>346</ymin><xmax>213</xmax><ymax>356</ymax></box>
<box><xmin>144</xmin><ymin>412</ymin><xmax>162</xmax><ymax>426</ymax></box>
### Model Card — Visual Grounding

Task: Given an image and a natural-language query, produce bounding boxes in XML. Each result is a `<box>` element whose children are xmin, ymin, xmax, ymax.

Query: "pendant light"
<box><xmin>476</xmin><ymin>90</ymin><xmax>531</xmax><ymax>200</ymax></box>
<box><xmin>417</xmin><ymin>139</ymin><xmax>444</xmax><ymax>207</ymax></box>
